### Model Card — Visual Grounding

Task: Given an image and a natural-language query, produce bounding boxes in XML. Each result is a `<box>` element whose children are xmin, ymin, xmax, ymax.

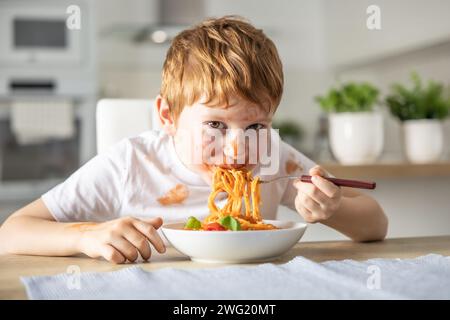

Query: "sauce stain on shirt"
<box><xmin>285</xmin><ymin>159</ymin><xmax>304</xmax><ymax>175</ymax></box>
<box><xmin>157</xmin><ymin>184</ymin><xmax>189</xmax><ymax>206</ymax></box>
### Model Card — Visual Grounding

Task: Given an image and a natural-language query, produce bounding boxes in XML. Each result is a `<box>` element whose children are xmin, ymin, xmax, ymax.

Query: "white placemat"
<box><xmin>21</xmin><ymin>254</ymin><xmax>450</xmax><ymax>299</ymax></box>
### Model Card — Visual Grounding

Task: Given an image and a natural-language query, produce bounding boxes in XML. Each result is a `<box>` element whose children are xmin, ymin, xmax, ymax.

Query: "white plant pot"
<box><xmin>329</xmin><ymin>112</ymin><xmax>384</xmax><ymax>165</ymax></box>
<box><xmin>403</xmin><ymin>119</ymin><xmax>444</xmax><ymax>163</ymax></box>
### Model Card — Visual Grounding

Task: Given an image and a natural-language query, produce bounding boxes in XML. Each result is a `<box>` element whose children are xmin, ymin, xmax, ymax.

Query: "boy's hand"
<box><xmin>75</xmin><ymin>216</ymin><xmax>166</xmax><ymax>264</ymax></box>
<box><xmin>293</xmin><ymin>166</ymin><xmax>342</xmax><ymax>223</ymax></box>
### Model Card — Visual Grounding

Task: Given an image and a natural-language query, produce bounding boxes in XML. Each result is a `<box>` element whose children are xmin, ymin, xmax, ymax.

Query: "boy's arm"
<box><xmin>0</xmin><ymin>199</ymin><xmax>82</xmax><ymax>256</ymax></box>
<box><xmin>321</xmin><ymin>188</ymin><xmax>388</xmax><ymax>242</ymax></box>
<box><xmin>0</xmin><ymin>198</ymin><xmax>166</xmax><ymax>263</ymax></box>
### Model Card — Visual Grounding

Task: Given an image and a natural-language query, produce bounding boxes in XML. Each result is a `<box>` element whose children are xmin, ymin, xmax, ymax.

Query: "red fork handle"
<box><xmin>300</xmin><ymin>175</ymin><xmax>376</xmax><ymax>190</ymax></box>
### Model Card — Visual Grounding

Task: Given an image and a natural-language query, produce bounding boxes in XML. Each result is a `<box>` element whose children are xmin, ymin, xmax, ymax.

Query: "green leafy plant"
<box><xmin>272</xmin><ymin>120</ymin><xmax>304</xmax><ymax>141</ymax></box>
<box><xmin>385</xmin><ymin>72</ymin><xmax>450</xmax><ymax>121</ymax></box>
<box><xmin>315</xmin><ymin>82</ymin><xmax>379</xmax><ymax>113</ymax></box>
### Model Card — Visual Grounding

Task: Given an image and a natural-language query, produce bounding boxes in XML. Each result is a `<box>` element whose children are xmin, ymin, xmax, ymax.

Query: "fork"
<box><xmin>259</xmin><ymin>175</ymin><xmax>376</xmax><ymax>190</ymax></box>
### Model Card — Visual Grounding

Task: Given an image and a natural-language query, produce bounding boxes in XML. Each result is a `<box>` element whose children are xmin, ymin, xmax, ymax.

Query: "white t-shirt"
<box><xmin>42</xmin><ymin>130</ymin><xmax>316</xmax><ymax>223</ymax></box>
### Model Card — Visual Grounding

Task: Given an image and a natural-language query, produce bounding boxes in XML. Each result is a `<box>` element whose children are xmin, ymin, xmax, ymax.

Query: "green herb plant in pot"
<box><xmin>385</xmin><ymin>72</ymin><xmax>450</xmax><ymax>163</ymax></box>
<box><xmin>316</xmin><ymin>82</ymin><xmax>383</xmax><ymax>164</ymax></box>
<box><xmin>272</xmin><ymin>120</ymin><xmax>304</xmax><ymax>150</ymax></box>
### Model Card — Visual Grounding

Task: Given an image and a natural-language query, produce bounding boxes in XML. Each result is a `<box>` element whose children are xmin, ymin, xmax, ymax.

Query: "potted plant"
<box><xmin>316</xmin><ymin>82</ymin><xmax>383</xmax><ymax>164</ymax></box>
<box><xmin>385</xmin><ymin>72</ymin><xmax>450</xmax><ymax>163</ymax></box>
<box><xmin>272</xmin><ymin>120</ymin><xmax>304</xmax><ymax>150</ymax></box>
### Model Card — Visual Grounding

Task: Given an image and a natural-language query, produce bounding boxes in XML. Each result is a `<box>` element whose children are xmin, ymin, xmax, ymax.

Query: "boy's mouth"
<box><xmin>202</xmin><ymin>163</ymin><xmax>248</xmax><ymax>172</ymax></box>
<box><xmin>218</xmin><ymin>164</ymin><xmax>247</xmax><ymax>170</ymax></box>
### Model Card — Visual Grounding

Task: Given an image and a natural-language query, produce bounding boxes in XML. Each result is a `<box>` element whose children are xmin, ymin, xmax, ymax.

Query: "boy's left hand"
<box><xmin>293</xmin><ymin>165</ymin><xmax>342</xmax><ymax>223</ymax></box>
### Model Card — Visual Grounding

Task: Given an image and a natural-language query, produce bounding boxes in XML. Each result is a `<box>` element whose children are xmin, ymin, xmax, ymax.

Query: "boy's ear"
<box><xmin>155</xmin><ymin>95</ymin><xmax>176</xmax><ymax>135</ymax></box>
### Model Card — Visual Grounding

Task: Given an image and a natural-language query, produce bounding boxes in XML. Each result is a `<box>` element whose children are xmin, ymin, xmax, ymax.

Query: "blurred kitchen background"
<box><xmin>0</xmin><ymin>0</ymin><xmax>449</xmax><ymax>241</ymax></box>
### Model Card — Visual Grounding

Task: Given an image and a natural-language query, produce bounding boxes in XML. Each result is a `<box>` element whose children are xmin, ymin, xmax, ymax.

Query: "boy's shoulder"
<box><xmin>103</xmin><ymin>129</ymin><xmax>171</xmax><ymax>164</ymax></box>
<box><xmin>114</xmin><ymin>129</ymin><xmax>167</xmax><ymax>150</ymax></box>
<box><xmin>128</xmin><ymin>129</ymin><xmax>167</xmax><ymax>150</ymax></box>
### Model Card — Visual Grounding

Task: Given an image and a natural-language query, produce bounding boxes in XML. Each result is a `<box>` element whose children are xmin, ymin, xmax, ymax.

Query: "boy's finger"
<box><xmin>311</xmin><ymin>175</ymin><xmax>340</xmax><ymax>198</ymax></box>
<box><xmin>133</xmin><ymin>220</ymin><xmax>166</xmax><ymax>253</ymax></box>
<box><xmin>294</xmin><ymin>180</ymin><xmax>327</xmax><ymax>203</ymax></box>
<box><xmin>309</xmin><ymin>165</ymin><xmax>328</xmax><ymax>177</ymax></box>
<box><xmin>295</xmin><ymin>195</ymin><xmax>310</xmax><ymax>215</ymax></box>
<box><xmin>302</xmin><ymin>183</ymin><xmax>330</xmax><ymax>206</ymax></box>
<box><xmin>140</xmin><ymin>217</ymin><xmax>164</xmax><ymax>229</ymax></box>
<box><xmin>101</xmin><ymin>244</ymin><xmax>126</xmax><ymax>264</ymax></box>
<box><xmin>123</xmin><ymin>226</ymin><xmax>152</xmax><ymax>261</ymax></box>
<box><xmin>295</xmin><ymin>195</ymin><xmax>316</xmax><ymax>223</ymax></box>
<box><xmin>109</xmin><ymin>236</ymin><xmax>139</xmax><ymax>262</ymax></box>
<box><xmin>299</xmin><ymin>192</ymin><xmax>321</xmax><ymax>213</ymax></box>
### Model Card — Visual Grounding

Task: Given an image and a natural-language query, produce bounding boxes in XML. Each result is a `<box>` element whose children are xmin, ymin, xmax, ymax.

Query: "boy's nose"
<box><xmin>223</xmin><ymin>134</ymin><xmax>245</xmax><ymax>161</ymax></box>
<box><xmin>223</xmin><ymin>139</ymin><xmax>238</xmax><ymax>158</ymax></box>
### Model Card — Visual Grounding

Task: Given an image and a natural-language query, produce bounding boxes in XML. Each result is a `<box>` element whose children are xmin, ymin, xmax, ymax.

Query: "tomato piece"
<box><xmin>203</xmin><ymin>222</ymin><xmax>226</xmax><ymax>231</ymax></box>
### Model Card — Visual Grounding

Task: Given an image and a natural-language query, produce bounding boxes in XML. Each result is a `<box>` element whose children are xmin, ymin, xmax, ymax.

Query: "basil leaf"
<box><xmin>219</xmin><ymin>216</ymin><xmax>241</xmax><ymax>231</ymax></box>
<box><xmin>185</xmin><ymin>216</ymin><xmax>202</xmax><ymax>230</ymax></box>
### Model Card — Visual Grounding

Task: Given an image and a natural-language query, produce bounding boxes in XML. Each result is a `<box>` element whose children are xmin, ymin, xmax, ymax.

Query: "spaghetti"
<box><xmin>203</xmin><ymin>167</ymin><xmax>277</xmax><ymax>231</ymax></box>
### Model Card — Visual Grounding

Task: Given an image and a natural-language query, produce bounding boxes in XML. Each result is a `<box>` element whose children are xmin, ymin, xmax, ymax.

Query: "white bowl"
<box><xmin>161</xmin><ymin>220</ymin><xmax>307</xmax><ymax>264</ymax></box>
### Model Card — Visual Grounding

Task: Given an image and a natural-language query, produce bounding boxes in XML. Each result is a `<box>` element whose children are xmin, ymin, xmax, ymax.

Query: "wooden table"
<box><xmin>1</xmin><ymin>236</ymin><xmax>450</xmax><ymax>299</ymax></box>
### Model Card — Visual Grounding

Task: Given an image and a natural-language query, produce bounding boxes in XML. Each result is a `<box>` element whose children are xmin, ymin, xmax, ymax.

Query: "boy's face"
<box><xmin>157</xmin><ymin>95</ymin><xmax>273</xmax><ymax>185</ymax></box>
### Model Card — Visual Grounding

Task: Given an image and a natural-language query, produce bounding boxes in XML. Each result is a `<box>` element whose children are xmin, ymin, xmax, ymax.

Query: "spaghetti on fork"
<box><xmin>203</xmin><ymin>167</ymin><xmax>277</xmax><ymax>231</ymax></box>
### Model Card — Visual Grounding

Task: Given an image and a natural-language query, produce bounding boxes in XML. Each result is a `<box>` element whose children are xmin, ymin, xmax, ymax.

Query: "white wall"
<box><xmin>323</xmin><ymin>0</ymin><xmax>450</xmax><ymax>68</ymax></box>
<box><xmin>94</xmin><ymin>0</ymin><xmax>166</xmax><ymax>98</ymax></box>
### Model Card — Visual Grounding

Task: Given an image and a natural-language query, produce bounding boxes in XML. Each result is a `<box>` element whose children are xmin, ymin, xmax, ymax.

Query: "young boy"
<box><xmin>0</xmin><ymin>16</ymin><xmax>387</xmax><ymax>263</ymax></box>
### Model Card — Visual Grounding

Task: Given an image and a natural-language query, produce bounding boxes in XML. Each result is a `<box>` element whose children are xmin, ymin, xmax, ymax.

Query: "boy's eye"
<box><xmin>205</xmin><ymin>121</ymin><xmax>227</xmax><ymax>129</ymax></box>
<box><xmin>246</xmin><ymin>123</ymin><xmax>265</xmax><ymax>131</ymax></box>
